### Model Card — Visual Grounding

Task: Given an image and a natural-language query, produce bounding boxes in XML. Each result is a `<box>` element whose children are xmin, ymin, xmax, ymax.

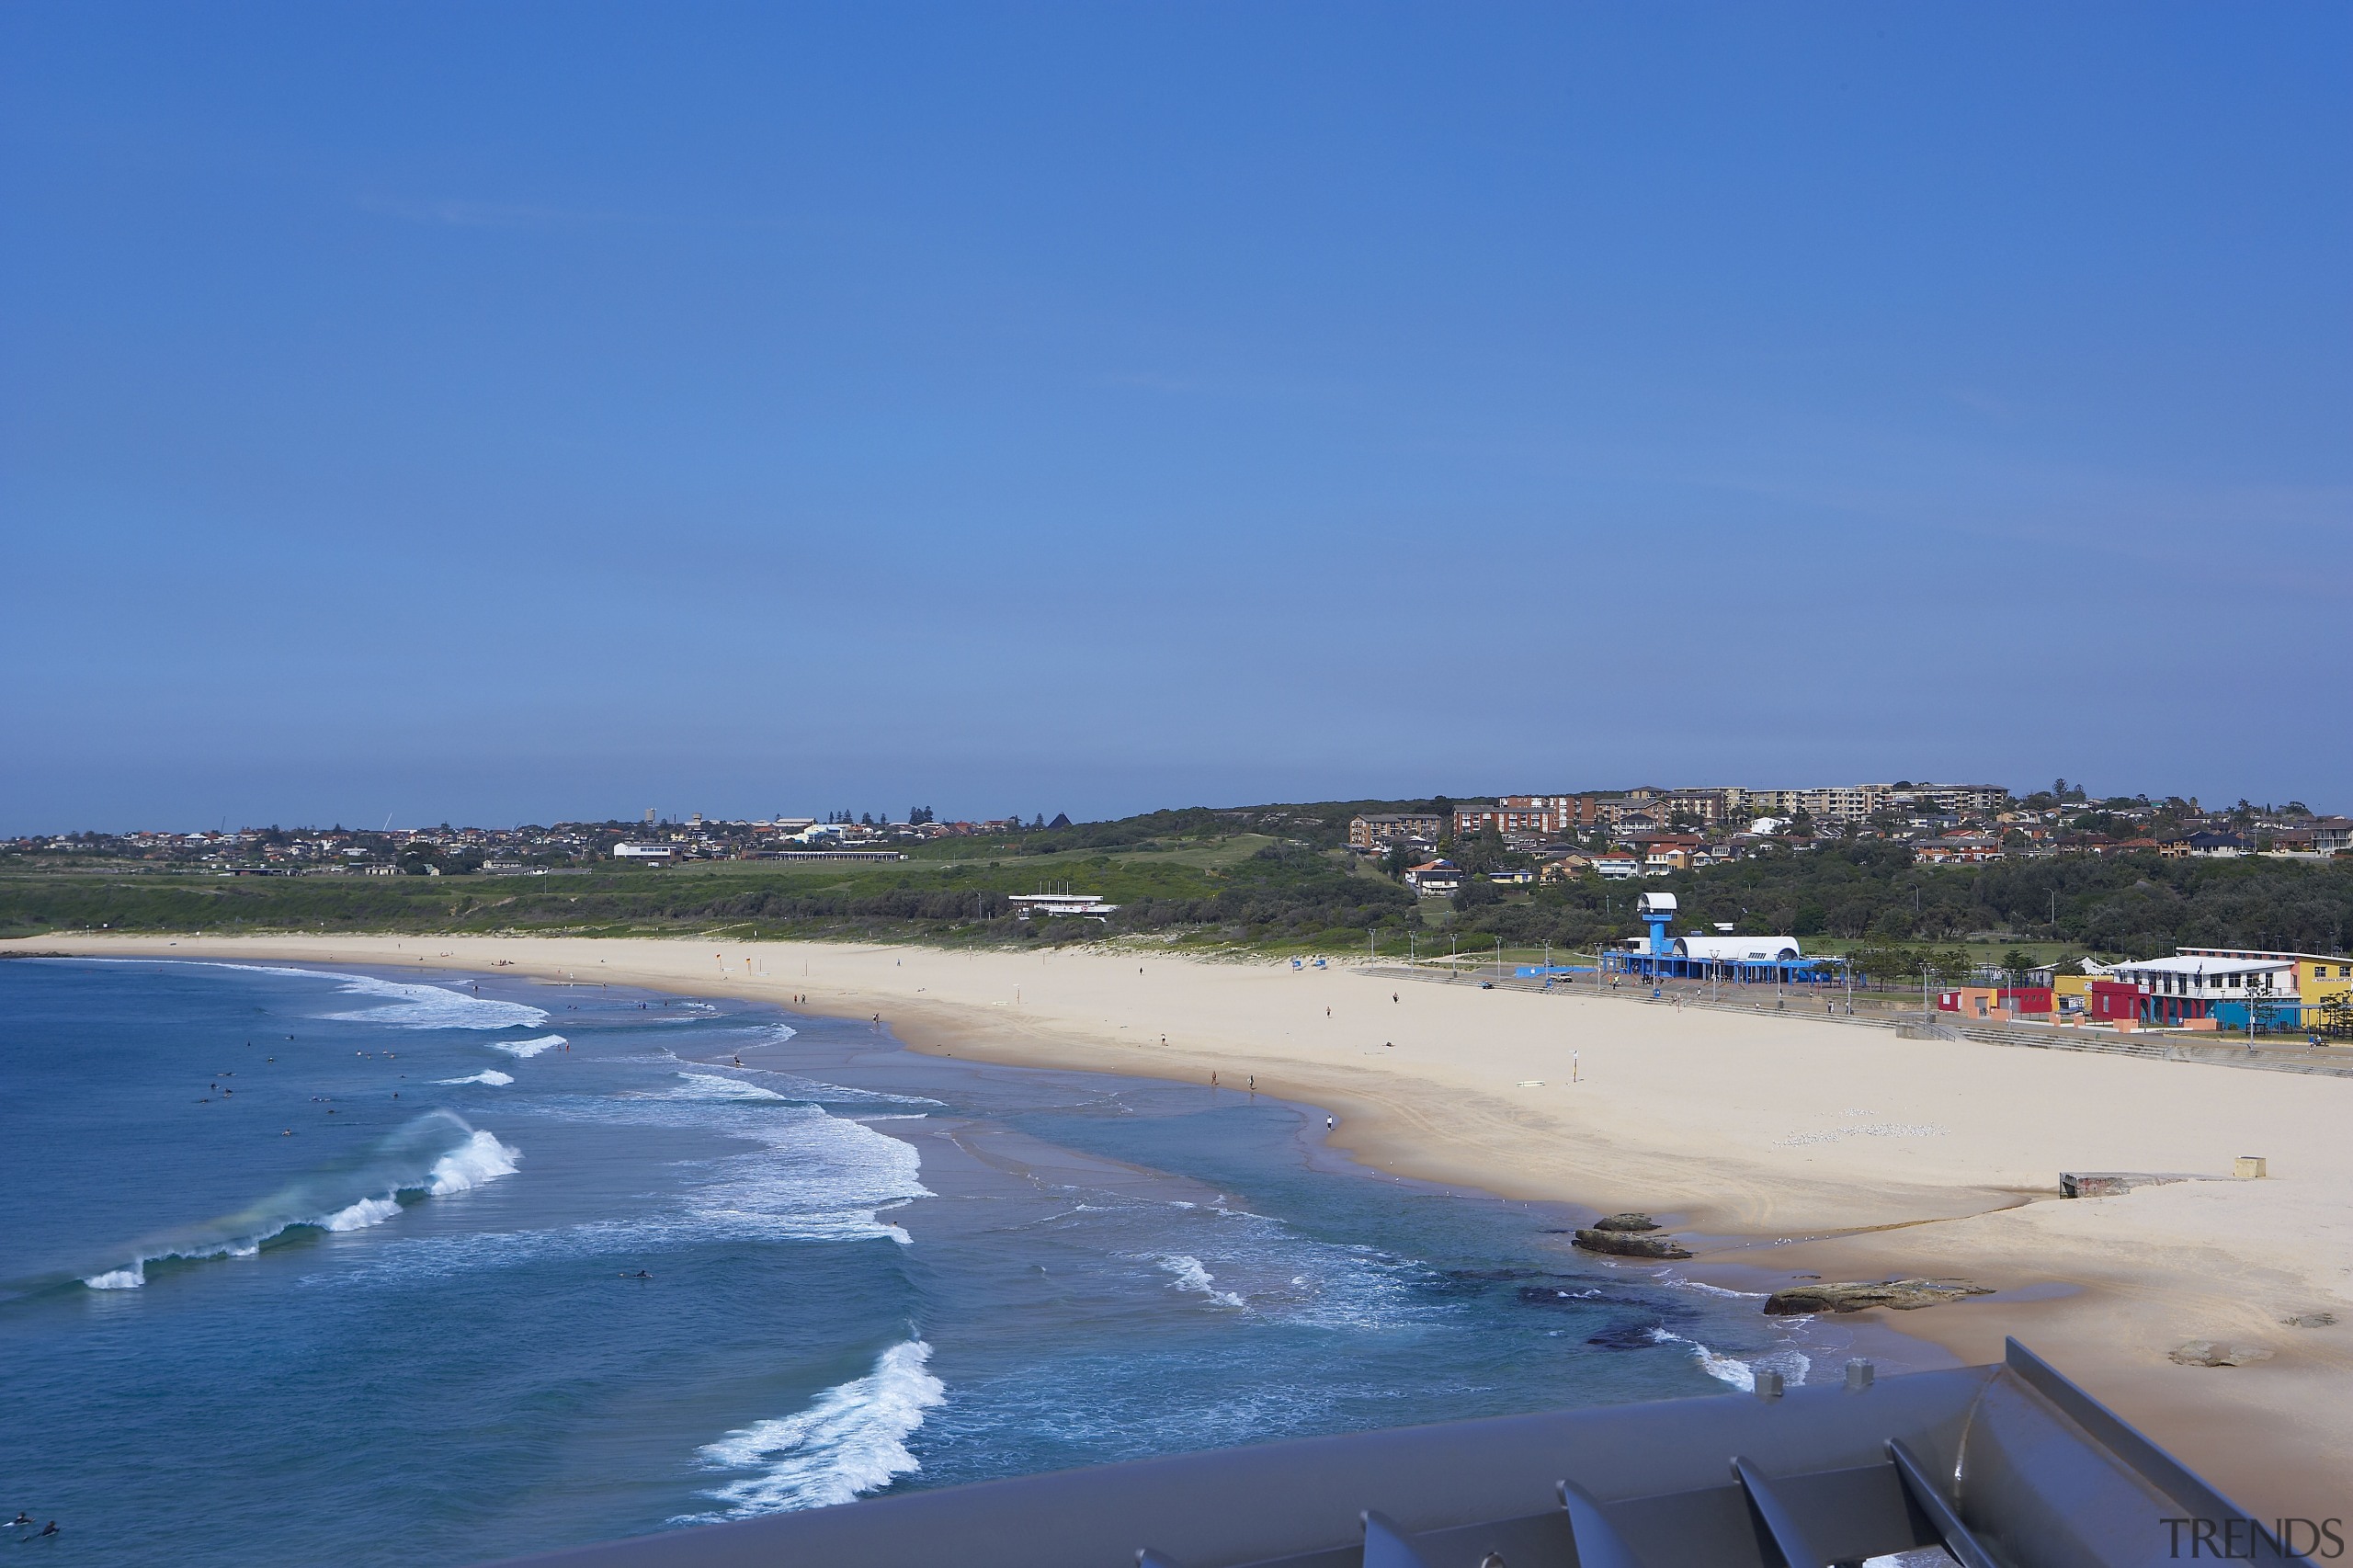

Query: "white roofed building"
<box><xmin>1672</xmin><ymin>936</ymin><xmax>1804</xmax><ymax>963</ymax></box>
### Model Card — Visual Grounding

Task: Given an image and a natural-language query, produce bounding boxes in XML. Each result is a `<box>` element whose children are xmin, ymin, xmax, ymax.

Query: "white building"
<box><xmin>1008</xmin><ymin>892</ymin><xmax>1120</xmax><ymax>917</ymax></box>
<box><xmin>2109</xmin><ymin>953</ymin><xmax>2295</xmax><ymax>1004</ymax></box>
<box><xmin>1673</xmin><ymin>936</ymin><xmax>1803</xmax><ymax>963</ymax></box>
<box><xmin>612</xmin><ymin>843</ymin><xmax>674</xmax><ymax>861</ymax></box>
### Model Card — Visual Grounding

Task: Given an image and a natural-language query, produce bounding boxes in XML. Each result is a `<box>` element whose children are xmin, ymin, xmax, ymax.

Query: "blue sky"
<box><xmin>6</xmin><ymin>3</ymin><xmax>2347</xmax><ymax>831</ymax></box>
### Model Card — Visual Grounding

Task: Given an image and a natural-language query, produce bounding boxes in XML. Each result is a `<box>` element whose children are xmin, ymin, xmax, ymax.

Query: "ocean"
<box><xmin>1</xmin><ymin>956</ymin><xmax>1884</xmax><ymax>1565</ymax></box>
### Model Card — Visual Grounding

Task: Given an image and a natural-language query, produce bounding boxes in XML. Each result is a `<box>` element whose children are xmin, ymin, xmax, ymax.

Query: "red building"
<box><xmin>2087</xmin><ymin>981</ymin><xmax>2143</xmax><ymax>1022</ymax></box>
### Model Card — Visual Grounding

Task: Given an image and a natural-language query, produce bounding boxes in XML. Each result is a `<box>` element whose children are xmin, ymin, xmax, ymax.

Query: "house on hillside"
<box><xmin>2159</xmin><ymin>831</ymin><xmax>2245</xmax><ymax>858</ymax></box>
<box><xmin>1404</xmin><ymin>860</ymin><xmax>1464</xmax><ymax>895</ymax></box>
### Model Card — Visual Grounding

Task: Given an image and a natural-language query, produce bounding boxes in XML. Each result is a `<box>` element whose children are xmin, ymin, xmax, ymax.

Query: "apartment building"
<box><xmin>1347</xmin><ymin>813</ymin><xmax>1444</xmax><ymax>851</ymax></box>
<box><xmin>1453</xmin><ymin>803</ymin><xmax>1560</xmax><ymax>839</ymax></box>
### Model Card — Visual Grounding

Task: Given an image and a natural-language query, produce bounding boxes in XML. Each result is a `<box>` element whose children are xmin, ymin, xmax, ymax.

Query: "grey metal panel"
<box><xmin>1999</xmin><ymin>1339</ymin><xmax>2271</xmax><ymax>1529</ymax></box>
<box><xmin>1887</xmin><ymin>1439</ymin><xmax>2006</xmax><ymax>1568</ymax></box>
<box><xmin>1361</xmin><ymin>1513</ymin><xmax>1436</xmax><ymax>1568</ymax></box>
<box><xmin>1745</xmin><ymin>1461</ymin><xmax>1933</xmax><ymax>1565</ymax></box>
<box><xmin>1956</xmin><ymin>1342</ymin><xmax>2313</xmax><ymax>1567</ymax></box>
<box><xmin>1406</xmin><ymin>1510</ymin><xmax>1576</xmax><ymax>1568</ymax></box>
<box><xmin>1559</xmin><ymin>1481</ymin><xmax>1653</xmax><ymax>1568</ymax></box>
<box><xmin>1602</xmin><ymin>1483</ymin><xmax>1767</xmax><ymax>1566</ymax></box>
<box><xmin>1732</xmin><ymin>1457</ymin><xmax>1837</xmax><ymax>1568</ymax></box>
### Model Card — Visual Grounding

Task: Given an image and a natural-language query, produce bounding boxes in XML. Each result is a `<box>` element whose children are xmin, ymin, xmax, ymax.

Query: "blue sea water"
<box><xmin>2</xmin><ymin>957</ymin><xmax>1862</xmax><ymax>1565</ymax></box>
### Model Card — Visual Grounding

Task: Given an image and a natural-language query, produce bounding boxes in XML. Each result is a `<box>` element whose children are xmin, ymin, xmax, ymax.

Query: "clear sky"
<box><xmin>6</xmin><ymin>3</ymin><xmax>2347</xmax><ymax>832</ymax></box>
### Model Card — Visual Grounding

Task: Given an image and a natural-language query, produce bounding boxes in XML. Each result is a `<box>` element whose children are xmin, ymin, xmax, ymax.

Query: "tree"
<box><xmin>1452</xmin><ymin>878</ymin><xmax>1501</xmax><ymax>912</ymax></box>
<box><xmin>2000</xmin><ymin>949</ymin><xmax>2035</xmax><ymax>982</ymax></box>
<box><xmin>1455</xmin><ymin>824</ymin><xmax>1520</xmax><ymax>875</ymax></box>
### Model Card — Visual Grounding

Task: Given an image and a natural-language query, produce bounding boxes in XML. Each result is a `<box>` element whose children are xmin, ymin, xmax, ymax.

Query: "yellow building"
<box><xmin>2052</xmin><ymin>972</ymin><xmax>2095</xmax><ymax>1019</ymax></box>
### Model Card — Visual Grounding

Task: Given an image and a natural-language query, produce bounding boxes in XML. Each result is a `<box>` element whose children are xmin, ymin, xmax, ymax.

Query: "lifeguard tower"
<box><xmin>1637</xmin><ymin>891</ymin><xmax>1677</xmax><ymax>958</ymax></box>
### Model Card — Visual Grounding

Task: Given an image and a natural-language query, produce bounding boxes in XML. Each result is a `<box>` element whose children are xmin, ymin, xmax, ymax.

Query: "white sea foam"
<box><xmin>723</xmin><ymin>1064</ymin><xmax>944</xmax><ymax>1108</ymax></box>
<box><xmin>689</xmin><ymin>1108</ymin><xmax>929</xmax><ymax>1245</ymax></box>
<box><xmin>1154</xmin><ymin>1254</ymin><xmax>1245</xmax><ymax>1309</ymax></box>
<box><xmin>550</xmin><ymin>1093</ymin><xmax>931</xmax><ymax>1245</ymax></box>
<box><xmin>689</xmin><ymin>1340</ymin><xmax>946</xmax><ymax>1517</ymax></box>
<box><xmin>426</xmin><ymin>1129</ymin><xmax>522</xmax><ymax>1194</ymax></box>
<box><xmin>435</xmin><ymin>1070</ymin><xmax>515</xmax><ymax>1086</ymax></box>
<box><xmin>489</xmin><ymin>1034</ymin><xmax>566</xmax><ymax>1058</ymax></box>
<box><xmin>323</xmin><ymin>1196</ymin><xmax>404</xmax><ymax>1232</ymax></box>
<box><xmin>1661</xmin><ymin>1276</ymin><xmax>1770</xmax><ymax>1300</ymax></box>
<box><xmin>1120</xmin><ymin>1210</ymin><xmax>1432</xmax><ymax>1332</ymax></box>
<box><xmin>1650</xmin><ymin>1328</ymin><xmax>1812</xmax><ymax>1392</ymax></box>
<box><xmin>85</xmin><ymin>958</ymin><xmax>552</xmax><ymax>1029</ymax></box>
<box><xmin>77</xmin><ymin>1112</ymin><xmax>521</xmax><ymax>1290</ymax></box>
<box><xmin>199</xmin><ymin>962</ymin><xmax>551</xmax><ymax>1029</ymax></box>
<box><xmin>658</xmin><ymin>1073</ymin><xmax>790</xmax><ymax>1101</ymax></box>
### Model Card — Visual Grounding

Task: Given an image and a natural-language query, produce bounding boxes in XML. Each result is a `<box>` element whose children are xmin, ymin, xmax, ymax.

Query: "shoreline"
<box><xmin>17</xmin><ymin>931</ymin><xmax>2353</xmax><ymax>1520</ymax></box>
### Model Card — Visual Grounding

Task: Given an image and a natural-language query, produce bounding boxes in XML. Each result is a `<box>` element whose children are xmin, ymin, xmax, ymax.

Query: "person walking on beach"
<box><xmin>1325</xmin><ymin>1116</ymin><xmax>1335</xmax><ymax>1131</ymax></box>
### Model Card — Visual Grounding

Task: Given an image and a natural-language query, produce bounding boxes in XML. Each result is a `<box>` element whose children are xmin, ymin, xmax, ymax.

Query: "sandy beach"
<box><xmin>21</xmin><ymin>931</ymin><xmax>2353</xmax><ymax>1520</ymax></box>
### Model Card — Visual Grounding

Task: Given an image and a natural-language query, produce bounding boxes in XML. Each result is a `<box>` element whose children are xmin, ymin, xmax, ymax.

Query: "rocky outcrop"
<box><xmin>2168</xmin><ymin>1341</ymin><xmax>2274</xmax><ymax>1368</ymax></box>
<box><xmin>2283</xmin><ymin>1312</ymin><xmax>2338</xmax><ymax>1328</ymax></box>
<box><xmin>1762</xmin><ymin>1278</ymin><xmax>1994</xmax><ymax>1316</ymax></box>
<box><xmin>1591</xmin><ymin>1213</ymin><xmax>1662</xmax><ymax>1233</ymax></box>
<box><xmin>1572</xmin><ymin>1227</ymin><xmax>1691</xmax><ymax>1259</ymax></box>
<box><xmin>2060</xmin><ymin>1171</ymin><xmax>2206</xmax><ymax>1199</ymax></box>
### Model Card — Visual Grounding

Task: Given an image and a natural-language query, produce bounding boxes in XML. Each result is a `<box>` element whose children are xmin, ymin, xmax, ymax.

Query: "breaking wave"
<box><xmin>489</xmin><ymin>1034</ymin><xmax>565</xmax><ymax>1058</ymax></box>
<box><xmin>543</xmin><ymin>1087</ymin><xmax>931</xmax><ymax>1245</ymax></box>
<box><xmin>69</xmin><ymin>1112</ymin><xmax>520</xmax><ymax>1290</ymax></box>
<box><xmin>688</xmin><ymin>1341</ymin><xmax>946</xmax><ymax>1517</ymax></box>
<box><xmin>1154</xmin><ymin>1254</ymin><xmax>1245</xmax><ymax>1309</ymax></box>
<box><xmin>65</xmin><ymin>959</ymin><xmax>550</xmax><ymax>1030</ymax></box>
<box><xmin>688</xmin><ymin>1106</ymin><xmax>928</xmax><ymax>1245</ymax></box>
<box><xmin>656</xmin><ymin>1073</ymin><xmax>790</xmax><ymax>1101</ymax></box>
<box><xmin>1649</xmin><ymin>1327</ymin><xmax>1811</xmax><ymax>1392</ymax></box>
<box><xmin>436</xmin><ymin>1070</ymin><xmax>515</xmax><ymax>1086</ymax></box>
